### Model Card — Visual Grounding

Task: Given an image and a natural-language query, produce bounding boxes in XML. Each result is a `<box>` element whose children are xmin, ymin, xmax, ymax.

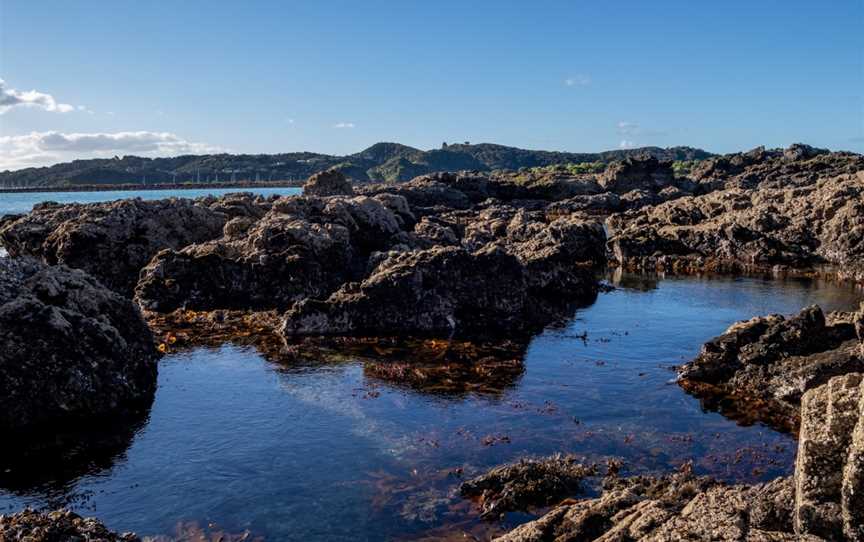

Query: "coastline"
<box><xmin>0</xmin><ymin>180</ymin><xmax>304</xmax><ymax>194</ymax></box>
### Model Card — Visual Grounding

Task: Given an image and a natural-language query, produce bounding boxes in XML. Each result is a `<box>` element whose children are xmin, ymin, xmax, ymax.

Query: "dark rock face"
<box><xmin>302</xmin><ymin>169</ymin><xmax>354</xmax><ymax>196</ymax></box>
<box><xmin>135</xmin><ymin>194</ymin><xmax>408</xmax><ymax>312</ymax></box>
<box><xmin>0</xmin><ymin>509</ymin><xmax>140</xmax><ymax>542</ymax></box>
<box><xmin>678</xmin><ymin>305</ymin><xmax>864</xmax><ymax>418</ymax></box>
<box><xmin>597</xmin><ymin>156</ymin><xmax>674</xmax><ymax>194</ymax></box>
<box><xmin>279</xmin><ymin>245</ymin><xmax>533</xmax><ymax>338</ymax></box>
<box><xmin>0</xmin><ymin>196</ymin><xmax>251</xmax><ymax>295</ymax></box>
<box><xmin>0</xmin><ymin>258</ymin><xmax>158</xmax><ymax>433</ymax></box>
<box><xmin>278</xmin><ymin>210</ymin><xmax>604</xmax><ymax>339</ymax></box>
<box><xmin>459</xmin><ymin>455</ymin><xmax>597</xmax><ymax>517</ymax></box>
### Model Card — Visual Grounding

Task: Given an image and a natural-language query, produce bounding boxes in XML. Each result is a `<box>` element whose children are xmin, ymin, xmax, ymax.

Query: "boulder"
<box><xmin>302</xmin><ymin>169</ymin><xmax>354</xmax><ymax>196</ymax></box>
<box><xmin>279</xmin><ymin>245</ymin><xmax>533</xmax><ymax>338</ymax></box>
<box><xmin>135</xmin><ymin>195</ymin><xmax>405</xmax><ymax>312</ymax></box>
<box><xmin>678</xmin><ymin>305</ymin><xmax>864</xmax><ymax>416</ymax></box>
<box><xmin>795</xmin><ymin>372</ymin><xmax>864</xmax><ymax>540</ymax></box>
<box><xmin>0</xmin><ymin>258</ymin><xmax>158</xmax><ymax>433</ymax></box>
<box><xmin>460</xmin><ymin>455</ymin><xmax>597</xmax><ymax>517</ymax></box>
<box><xmin>0</xmin><ymin>196</ymin><xmax>243</xmax><ymax>295</ymax></box>
<box><xmin>597</xmin><ymin>156</ymin><xmax>674</xmax><ymax>194</ymax></box>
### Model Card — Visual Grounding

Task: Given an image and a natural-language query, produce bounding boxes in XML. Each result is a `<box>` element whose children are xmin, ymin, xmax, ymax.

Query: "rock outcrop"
<box><xmin>0</xmin><ymin>196</ymin><xmax>263</xmax><ymax>295</ymax></box>
<box><xmin>135</xmin><ymin>194</ymin><xmax>409</xmax><ymax>312</ymax></box>
<box><xmin>608</xmin><ymin>169</ymin><xmax>864</xmax><ymax>276</ymax></box>
<box><xmin>678</xmin><ymin>305</ymin><xmax>864</xmax><ymax>424</ymax></box>
<box><xmin>460</xmin><ymin>455</ymin><xmax>597</xmax><ymax>517</ymax></box>
<box><xmin>0</xmin><ymin>258</ymin><xmax>158</xmax><ymax>433</ymax></box>
<box><xmin>795</xmin><ymin>372</ymin><xmax>864</xmax><ymax>540</ymax></box>
<box><xmin>302</xmin><ymin>169</ymin><xmax>354</xmax><ymax>196</ymax></box>
<box><xmin>494</xmin><ymin>373</ymin><xmax>864</xmax><ymax>541</ymax></box>
<box><xmin>0</xmin><ymin>509</ymin><xmax>140</xmax><ymax>542</ymax></box>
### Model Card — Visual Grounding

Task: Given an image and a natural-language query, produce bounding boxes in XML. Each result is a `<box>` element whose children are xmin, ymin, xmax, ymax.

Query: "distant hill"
<box><xmin>0</xmin><ymin>142</ymin><xmax>713</xmax><ymax>188</ymax></box>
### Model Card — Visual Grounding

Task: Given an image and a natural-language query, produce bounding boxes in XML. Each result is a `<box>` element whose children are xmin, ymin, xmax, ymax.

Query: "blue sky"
<box><xmin>1</xmin><ymin>0</ymin><xmax>862</xmax><ymax>170</ymax></box>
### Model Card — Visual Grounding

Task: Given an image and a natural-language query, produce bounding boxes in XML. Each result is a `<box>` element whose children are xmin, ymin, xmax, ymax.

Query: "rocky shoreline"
<box><xmin>1</xmin><ymin>144</ymin><xmax>863</xmax><ymax>539</ymax></box>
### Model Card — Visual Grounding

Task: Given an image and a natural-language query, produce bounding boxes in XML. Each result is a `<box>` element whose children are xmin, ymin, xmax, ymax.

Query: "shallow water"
<box><xmin>1</xmin><ymin>273</ymin><xmax>861</xmax><ymax>540</ymax></box>
<box><xmin>0</xmin><ymin>187</ymin><xmax>302</xmax><ymax>217</ymax></box>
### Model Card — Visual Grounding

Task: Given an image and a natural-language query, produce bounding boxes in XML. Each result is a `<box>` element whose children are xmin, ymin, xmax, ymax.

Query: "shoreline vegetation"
<box><xmin>1</xmin><ymin>143</ymin><xmax>864</xmax><ymax>540</ymax></box>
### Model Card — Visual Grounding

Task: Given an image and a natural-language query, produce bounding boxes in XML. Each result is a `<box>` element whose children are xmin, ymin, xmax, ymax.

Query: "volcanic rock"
<box><xmin>0</xmin><ymin>258</ymin><xmax>158</xmax><ymax>433</ymax></box>
<box><xmin>460</xmin><ymin>455</ymin><xmax>597</xmax><ymax>517</ymax></box>
<box><xmin>302</xmin><ymin>169</ymin><xmax>355</xmax><ymax>196</ymax></box>
<box><xmin>0</xmin><ymin>196</ymin><xmax>248</xmax><ymax>295</ymax></box>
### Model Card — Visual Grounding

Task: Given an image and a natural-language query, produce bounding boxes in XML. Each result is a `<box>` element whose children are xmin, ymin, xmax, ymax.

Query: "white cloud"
<box><xmin>617</xmin><ymin>121</ymin><xmax>639</xmax><ymax>136</ymax></box>
<box><xmin>619</xmin><ymin>139</ymin><xmax>636</xmax><ymax>149</ymax></box>
<box><xmin>564</xmin><ymin>74</ymin><xmax>591</xmax><ymax>87</ymax></box>
<box><xmin>334</xmin><ymin>122</ymin><xmax>355</xmax><ymax>129</ymax></box>
<box><xmin>0</xmin><ymin>78</ymin><xmax>76</xmax><ymax>114</ymax></box>
<box><xmin>286</xmin><ymin>118</ymin><xmax>295</xmax><ymax>124</ymax></box>
<box><xmin>0</xmin><ymin>131</ymin><xmax>221</xmax><ymax>171</ymax></box>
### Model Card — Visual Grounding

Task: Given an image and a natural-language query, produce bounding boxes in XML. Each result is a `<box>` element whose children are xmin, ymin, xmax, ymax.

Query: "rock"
<box><xmin>0</xmin><ymin>258</ymin><xmax>158</xmax><ymax>433</ymax></box>
<box><xmin>678</xmin><ymin>305</ymin><xmax>864</xmax><ymax>422</ymax></box>
<box><xmin>302</xmin><ymin>169</ymin><xmax>354</xmax><ymax>196</ymax></box>
<box><xmin>795</xmin><ymin>372</ymin><xmax>864</xmax><ymax>541</ymax></box>
<box><xmin>0</xmin><ymin>196</ymin><xmax>240</xmax><ymax>295</ymax></box>
<box><xmin>279</xmin><ymin>245</ymin><xmax>533</xmax><ymax>338</ymax></box>
<box><xmin>278</xmin><ymin>209</ymin><xmax>604</xmax><ymax>340</ymax></box>
<box><xmin>0</xmin><ymin>509</ymin><xmax>139</xmax><ymax>541</ymax></box>
<box><xmin>459</xmin><ymin>455</ymin><xmax>597</xmax><ymax>517</ymax></box>
<box><xmin>609</xmin><ymin>165</ymin><xmax>864</xmax><ymax>276</ymax></box>
<box><xmin>597</xmin><ymin>156</ymin><xmax>674</xmax><ymax>194</ymax></box>
<box><xmin>135</xmin><ymin>195</ymin><xmax>405</xmax><ymax>312</ymax></box>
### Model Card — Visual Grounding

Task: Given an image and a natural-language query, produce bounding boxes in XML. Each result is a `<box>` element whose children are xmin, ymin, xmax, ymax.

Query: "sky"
<box><xmin>0</xmin><ymin>0</ymin><xmax>862</xmax><ymax>170</ymax></box>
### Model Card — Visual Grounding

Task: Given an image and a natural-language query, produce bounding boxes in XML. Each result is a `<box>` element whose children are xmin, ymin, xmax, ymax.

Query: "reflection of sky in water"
<box><xmin>1</xmin><ymin>273</ymin><xmax>861</xmax><ymax>541</ymax></box>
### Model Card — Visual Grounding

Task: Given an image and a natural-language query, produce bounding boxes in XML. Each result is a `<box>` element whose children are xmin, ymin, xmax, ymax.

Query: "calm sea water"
<box><xmin>0</xmin><ymin>187</ymin><xmax>302</xmax><ymax>217</ymax></box>
<box><xmin>1</xmin><ymin>272</ymin><xmax>859</xmax><ymax>540</ymax></box>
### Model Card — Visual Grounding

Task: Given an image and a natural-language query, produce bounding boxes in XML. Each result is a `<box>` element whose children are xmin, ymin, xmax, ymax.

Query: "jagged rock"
<box><xmin>0</xmin><ymin>258</ymin><xmax>158</xmax><ymax>433</ymax></box>
<box><xmin>608</xmin><ymin>166</ymin><xmax>864</xmax><ymax>275</ymax></box>
<box><xmin>279</xmin><ymin>245</ymin><xmax>533</xmax><ymax>338</ymax></box>
<box><xmin>0</xmin><ymin>196</ymin><xmax>243</xmax><ymax>295</ymax></box>
<box><xmin>678</xmin><ymin>306</ymin><xmax>864</xmax><ymax>422</ymax></box>
<box><xmin>278</xmin><ymin>210</ymin><xmax>605</xmax><ymax>340</ymax></box>
<box><xmin>459</xmin><ymin>455</ymin><xmax>597</xmax><ymax>517</ymax></box>
<box><xmin>302</xmin><ymin>169</ymin><xmax>354</xmax><ymax>196</ymax></box>
<box><xmin>597</xmin><ymin>156</ymin><xmax>674</xmax><ymax>194</ymax></box>
<box><xmin>0</xmin><ymin>509</ymin><xmax>139</xmax><ymax>541</ymax></box>
<box><xmin>493</xmin><ymin>469</ymin><xmax>806</xmax><ymax>542</ymax></box>
<box><xmin>795</xmin><ymin>372</ymin><xmax>864</xmax><ymax>541</ymax></box>
<box><xmin>135</xmin><ymin>195</ymin><xmax>404</xmax><ymax>312</ymax></box>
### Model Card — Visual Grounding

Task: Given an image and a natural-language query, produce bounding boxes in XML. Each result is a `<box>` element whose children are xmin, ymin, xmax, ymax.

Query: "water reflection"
<box><xmin>1</xmin><ymin>273</ymin><xmax>861</xmax><ymax>540</ymax></box>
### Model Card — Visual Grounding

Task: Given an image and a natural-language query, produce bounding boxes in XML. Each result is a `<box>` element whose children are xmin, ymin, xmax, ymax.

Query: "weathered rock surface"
<box><xmin>678</xmin><ymin>305</ymin><xmax>864</xmax><ymax>422</ymax></box>
<box><xmin>493</xmin><ymin>469</ymin><xmax>808</xmax><ymax>542</ymax></box>
<box><xmin>278</xmin><ymin>210</ymin><xmax>604</xmax><ymax>339</ymax></box>
<box><xmin>0</xmin><ymin>195</ymin><xmax>266</xmax><ymax>295</ymax></box>
<box><xmin>608</xmin><ymin>169</ymin><xmax>864</xmax><ymax>275</ymax></box>
<box><xmin>795</xmin><ymin>372</ymin><xmax>864</xmax><ymax>541</ymax></box>
<box><xmin>460</xmin><ymin>455</ymin><xmax>597</xmax><ymax>517</ymax></box>
<box><xmin>302</xmin><ymin>168</ymin><xmax>355</xmax><ymax>196</ymax></box>
<box><xmin>0</xmin><ymin>509</ymin><xmax>139</xmax><ymax>541</ymax></box>
<box><xmin>597</xmin><ymin>156</ymin><xmax>674</xmax><ymax>194</ymax></box>
<box><xmin>135</xmin><ymin>194</ymin><xmax>407</xmax><ymax>312</ymax></box>
<box><xmin>0</xmin><ymin>258</ymin><xmax>158</xmax><ymax>433</ymax></box>
<box><xmin>492</xmin><ymin>374</ymin><xmax>864</xmax><ymax>541</ymax></box>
